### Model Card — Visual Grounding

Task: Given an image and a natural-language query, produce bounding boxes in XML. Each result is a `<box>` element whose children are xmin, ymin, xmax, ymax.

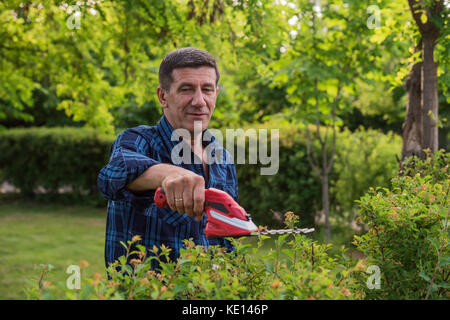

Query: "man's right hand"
<box><xmin>161</xmin><ymin>170</ymin><xmax>205</xmax><ymax>222</ymax></box>
<box><xmin>126</xmin><ymin>163</ymin><xmax>206</xmax><ymax>222</ymax></box>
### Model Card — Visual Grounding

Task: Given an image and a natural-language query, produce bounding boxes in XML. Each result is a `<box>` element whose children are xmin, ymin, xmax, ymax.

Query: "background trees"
<box><xmin>0</xmin><ymin>0</ymin><xmax>448</xmax><ymax>234</ymax></box>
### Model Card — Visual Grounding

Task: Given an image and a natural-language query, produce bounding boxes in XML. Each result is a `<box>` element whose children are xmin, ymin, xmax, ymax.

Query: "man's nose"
<box><xmin>191</xmin><ymin>87</ymin><xmax>207</xmax><ymax>107</ymax></box>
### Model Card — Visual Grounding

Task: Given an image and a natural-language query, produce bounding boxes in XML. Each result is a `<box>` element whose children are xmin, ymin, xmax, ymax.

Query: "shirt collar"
<box><xmin>156</xmin><ymin>115</ymin><xmax>217</xmax><ymax>151</ymax></box>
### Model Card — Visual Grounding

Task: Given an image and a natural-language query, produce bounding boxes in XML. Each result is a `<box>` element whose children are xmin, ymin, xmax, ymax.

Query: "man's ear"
<box><xmin>157</xmin><ymin>86</ymin><xmax>168</xmax><ymax>108</ymax></box>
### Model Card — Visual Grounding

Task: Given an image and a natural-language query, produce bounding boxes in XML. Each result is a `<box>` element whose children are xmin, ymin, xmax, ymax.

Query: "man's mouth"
<box><xmin>186</xmin><ymin>112</ymin><xmax>208</xmax><ymax>117</ymax></box>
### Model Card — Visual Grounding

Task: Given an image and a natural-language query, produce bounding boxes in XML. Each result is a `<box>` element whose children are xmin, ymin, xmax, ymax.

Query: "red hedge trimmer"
<box><xmin>154</xmin><ymin>187</ymin><xmax>314</xmax><ymax>237</ymax></box>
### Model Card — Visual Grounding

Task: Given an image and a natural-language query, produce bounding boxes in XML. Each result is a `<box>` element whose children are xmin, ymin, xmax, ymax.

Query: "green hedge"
<box><xmin>229</xmin><ymin>123</ymin><xmax>401</xmax><ymax>228</ymax></box>
<box><xmin>228</xmin><ymin>123</ymin><xmax>322</xmax><ymax>228</ymax></box>
<box><xmin>354</xmin><ymin>150</ymin><xmax>449</xmax><ymax>299</ymax></box>
<box><xmin>27</xmin><ymin>152</ymin><xmax>447</xmax><ymax>300</ymax></box>
<box><xmin>332</xmin><ymin>127</ymin><xmax>402</xmax><ymax>213</ymax></box>
<box><xmin>0</xmin><ymin>124</ymin><xmax>401</xmax><ymax>227</ymax></box>
<box><xmin>0</xmin><ymin>127</ymin><xmax>114</xmax><ymax>202</ymax></box>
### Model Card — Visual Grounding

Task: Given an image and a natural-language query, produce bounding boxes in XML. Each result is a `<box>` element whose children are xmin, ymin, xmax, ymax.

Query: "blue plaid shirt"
<box><xmin>98</xmin><ymin>115</ymin><xmax>237</xmax><ymax>269</ymax></box>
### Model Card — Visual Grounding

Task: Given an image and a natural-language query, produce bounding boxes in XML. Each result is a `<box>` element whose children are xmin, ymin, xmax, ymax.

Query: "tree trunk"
<box><xmin>321</xmin><ymin>172</ymin><xmax>330</xmax><ymax>243</ymax></box>
<box><xmin>421</xmin><ymin>35</ymin><xmax>439</xmax><ymax>151</ymax></box>
<box><xmin>407</xmin><ymin>0</ymin><xmax>443</xmax><ymax>154</ymax></box>
<box><xmin>402</xmin><ymin>61</ymin><xmax>423</xmax><ymax>161</ymax></box>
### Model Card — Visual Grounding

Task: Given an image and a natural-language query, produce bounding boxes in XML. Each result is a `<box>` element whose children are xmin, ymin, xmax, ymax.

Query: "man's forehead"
<box><xmin>171</xmin><ymin>66</ymin><xmax>217</xmax><ymax>85</ymax></box>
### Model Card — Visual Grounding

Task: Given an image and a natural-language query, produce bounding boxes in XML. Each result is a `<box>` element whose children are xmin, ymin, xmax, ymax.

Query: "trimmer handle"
<box><xmin>154</xmin><ymin>187</ymin><xmax>213</xmax><ymax>208</ymax></box>
<box><xmin>154</xmin><ymin>187</ymin><xmax>168</xmax><ymax>208</ymax></box>
<box><xmin>153</xmin><ymin>187</ymin><xmax>223</xmax><ymax>209</ymax></box>
<box><xmin>153</xmin><ymin>186</ymin><xmax>257</xmax><ymax>237</ymax></box>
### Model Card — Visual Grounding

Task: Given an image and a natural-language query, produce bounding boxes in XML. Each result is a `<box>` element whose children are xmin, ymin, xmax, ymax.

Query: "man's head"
<box><xmin>159</xmin><ymin>47</ymin><xmax>220</xmax><ymax>91</ymax></box>
<box><xmin>157</xmin><ymin>48</ymin><xmax>220</xmax><ymax>135</ymax></box>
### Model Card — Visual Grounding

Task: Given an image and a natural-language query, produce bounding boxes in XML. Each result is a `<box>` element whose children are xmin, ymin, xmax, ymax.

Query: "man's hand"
<box><xmin>126</xmin><ymin>163</ymin><xmax>206</xmax><ymax>222</ymax></box>
<box><xmin>161</xmin><ymin>171</ymin><xmax>205</xmax><ymax>222</ymax></box>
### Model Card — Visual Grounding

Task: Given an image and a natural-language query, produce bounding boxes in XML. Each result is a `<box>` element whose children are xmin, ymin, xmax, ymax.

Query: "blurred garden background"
<box><xmin>0</xmin><ymin>0</ymin><xmax>448</xmax><ymax>299</ymax></box>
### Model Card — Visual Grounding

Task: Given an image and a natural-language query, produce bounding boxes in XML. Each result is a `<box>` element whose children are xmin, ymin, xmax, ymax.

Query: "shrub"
<box><xmin>353</xmin><ymin>150</ymin><xmax>449</xmax><ymax>299</ymax></box>
<box><xmin>27</xmin><ymin>147</ymin><xmax>449</xmax><ymax>301</ymax></box>
<box><xmin>230</xmin><ymin>122</ymin><xmax>322</xmax><ymax>228</ymax></box>
<box><xmin>0</xmin><ymin>127</ymin><xmax>114</xmax><ymax>203</ymax></box>
<box><xmin>0</xmin><ymin>123</ymin><xmax>401</xmax><ymax>220</ymax></box>
<box><xmin>230</xmin><ymin>123</ymin><xmax>401</xmax><ymax>228</ymax></box>
<box><xmin>332</xmin><ymin>127</ymin><xmax>401</xmax><ymax>214</ymax></box>
<box><xmin>27</xmin><ymin>212</ymin><xmax>363</xmax><ymax>300</ymax></box>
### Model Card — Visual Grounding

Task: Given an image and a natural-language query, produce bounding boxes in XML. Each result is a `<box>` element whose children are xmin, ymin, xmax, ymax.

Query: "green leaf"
<box><xmin>434</xmin><ymin>282</ymin><xmax>450</xmax><ymax>289</ymax></box>
<box><xmin>418</xmin><ymin>270</ymin><xmax>431</xmax><ymax>282</ymax></box>
<box><xmin>427</xmin><ymin>237</ymin><xmax>440</xmax><ymax>253</ymax></box>
<box><xmin>439</xmin><ymin>255</ymin><xmax>450</xmax><ymax>267</ymax></box>
<box><xmin>263</xmin><ymin>260</ymin><xmax>274</xmax><ymax>273</ymax></box>
<box><xmin>118</xmin><ymin>256</ymin><xmax>127</xmax><ymax>266</ymax></box>
<box><xmin>420</xmin><ymin>12</ymin><xmax>427</xmax><ymax>24</ymax></box>
<box><xmin>136</xmin><ymin>244</ymin><xmax>146</xmax><ymax>253</ymax></box>
<box><xmin>277</xmin><ymin>234</ymin><xmax>289</xmax><ymax>248</ymax></box>
<box><xmin>178</xmin><ymin>258</ymin><xmax>192</xmax><ymax>265</ymax></box>
<box><xmin>80</xmin><ymin>284</ymin><xmax>94</xmax><ymax>300</ymax></box>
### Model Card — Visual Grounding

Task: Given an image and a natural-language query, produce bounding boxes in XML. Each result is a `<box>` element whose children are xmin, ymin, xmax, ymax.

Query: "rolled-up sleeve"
<box><xmin>97</xmin><ymin>128</ymin><xmax>160</xmax><ymax>208</ymax></box>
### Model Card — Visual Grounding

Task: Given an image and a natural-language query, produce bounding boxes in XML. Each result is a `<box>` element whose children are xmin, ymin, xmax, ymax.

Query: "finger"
<box><xmin>192</xmin><ymin>178</ymin><xmax>205</xmax><ymax>218</ymax></box>
<box><xmin>162</xmin><ymin>179</ymin><xmax>177</xmax><ymax>212</ymax></box>
<box><xmin>172</xmin><ymin>178</ymin><xmax>185</xmax><ymax>214</ymax></box>
<box><xmin>174</xmin><ymin>197</ymin><xmax>184</xmax><ymax>213</ymax></box>
<box><xmin>182</xmin><ymin>178</ymin><xmax>195</xmax><ymax>217</ymax></box>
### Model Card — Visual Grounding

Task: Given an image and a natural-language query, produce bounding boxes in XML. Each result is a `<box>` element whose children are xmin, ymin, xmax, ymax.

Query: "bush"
<box><xmin>353</xmin><ymin>150</ymin><xmax>449</xmax><ymax>299</ymax></box>
<box><xmin>27</xmin><ymin>148</ymin><xmax>449</xmax><ymax>300</ymax></box>
<box><xmin>0</xmin><ymin>123</ymin><xmax>401</xmax><ymax>219</ymax></box>
<box><xmin>332</xmin><ymin>127</ymin><xmax>401</xmax><ymax>214</ymax></box>
<box><xmin>0</xmin><ymin>127</ymin><xmax>114</xmax><ymax>203</ymax></box>
<box><xmin>27</xmin><ymin>212</ymin><xmax>364</xmax><ymax>300</ymax></box>
<box><xmin>230</xmin><ymin>122</ymin><xmax>401</xmax><ymax>229</ymax></box>
<box><xmin>231</xmin><ymin>122</ymin><xmax>322</xmax><ymax>228</ymax></box>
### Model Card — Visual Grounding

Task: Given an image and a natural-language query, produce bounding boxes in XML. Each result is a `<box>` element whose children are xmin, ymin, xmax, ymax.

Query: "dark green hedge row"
<box><xmin>0</xmin><ymin>125</ymin><xmax>401</xmax><ymax>228</ymax></box>
<box><xmin>0</xmin><ymin>127</ymin><xmax>114</xmax><ymax>203</ymax></box>
<box><xmin>226</xmin><ymin>123</ymin><xmax>401</xmax><ymax>228</ymax></box>
<box><xmin>229</xmin><ymin>124</ymin><xmax>323</xmax><ymax>228</ymax></box>
<box><xmin>0</xmin><ymin>125</ymin><xmax>322</xmax><ymax>225</ymax></box>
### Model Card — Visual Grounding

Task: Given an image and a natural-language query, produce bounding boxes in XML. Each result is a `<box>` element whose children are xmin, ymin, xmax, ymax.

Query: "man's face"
<box><xmin>157</xmin><ymin>66</ymin><xmax>219</xmax><ymax>135</ymax></box>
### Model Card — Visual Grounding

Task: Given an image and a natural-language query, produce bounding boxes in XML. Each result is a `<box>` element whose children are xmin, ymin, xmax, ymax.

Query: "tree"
<box><xmin>265</xmin><ymin>0</ymin><xmax>388</xmax><ymax>242</ymax></box>
<box><xmin>0</xmin><ymin>0</ymin><xmax>290</xmax><ymax>133</ymax></box>
<box><xmin>402</xmin><ymin>0</ymin><xmax>446</xmax><ymax>160</ymax></box>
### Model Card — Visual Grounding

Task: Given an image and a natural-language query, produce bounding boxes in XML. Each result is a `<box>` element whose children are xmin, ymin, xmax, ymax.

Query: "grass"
<box><xmin>0</xmin><ymin>198</ymin><xmax>107</xmax><ymax>300</ymax></box>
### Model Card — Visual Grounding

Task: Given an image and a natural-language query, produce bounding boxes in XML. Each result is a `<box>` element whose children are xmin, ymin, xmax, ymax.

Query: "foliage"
<box><xmin>353</xmin><ymin>150</ymin><xmax>449</xmax><ymax>299</ymax></box>
<box><xmin>230</xmin><ymin>121</ymin><xmax>322</xmax><ymax>228</ymax></box>
<box><xmin>3</xmin><ymin>0</ymin><xmax>445</xmax><ymax>136</ymax></box>
<box><xmin>27</xmin><ymin>212</ymin><xmax>363</xmax><ymax>300</ymax></box>
<box><xmin>24</xmin><ymin>151</ymin><xmax>450</xmax><ymax>300</ymax></box>
<box><xmin>401</xmin><ymin>148</ymin><xmax>449</xmax><ymax>183</ymax></box>
<box><xmin>229</xmin><ymin>121</ymin><xmax>401</xmax><ymax>228</ymax></box>
<box><xmin>332</xmin><ymin>127</ymin><xmax>402</xmax><ymax>214</ymax></box>
<box><xmin>0</xmin><ymin>0</ymin><xmax>291</xmax><ymax>133</ymax></box>
<box><xmin>0</xmin><ymin>126</ymin><xmax>114</xmax><ymax>202</ymax></box>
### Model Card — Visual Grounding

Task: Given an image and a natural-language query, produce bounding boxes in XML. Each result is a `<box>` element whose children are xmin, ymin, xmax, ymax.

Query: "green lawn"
<box><xmin>0</xmin><ymin>200</ymin><xmax>107</xmax><ymax>300</ymax></box>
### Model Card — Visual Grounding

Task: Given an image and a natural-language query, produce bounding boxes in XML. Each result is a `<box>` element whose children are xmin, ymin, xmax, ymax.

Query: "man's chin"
<box><xmin>187</xmin><ymin>119</ymin><xmax>209</xmax><ymax>132</ymax></box>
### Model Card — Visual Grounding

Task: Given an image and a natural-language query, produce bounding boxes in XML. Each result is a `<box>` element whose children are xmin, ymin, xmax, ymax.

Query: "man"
<box><xmin>97</xmin><ymin>47</ymin><xmax>237</xmax><ymax>270</ymax></box>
